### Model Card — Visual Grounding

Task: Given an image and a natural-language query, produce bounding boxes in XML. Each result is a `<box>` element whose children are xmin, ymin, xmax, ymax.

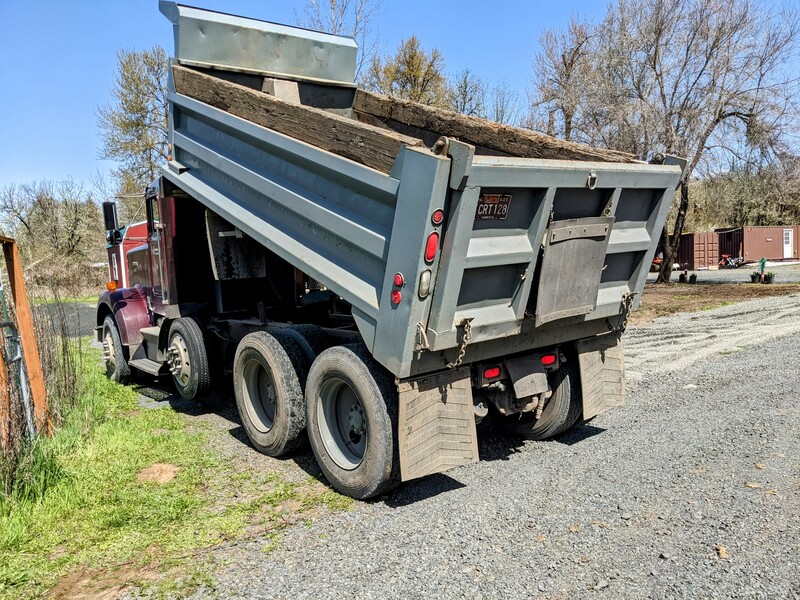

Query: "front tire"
<box><xmin>496</xmin><ymin>355</ymin><xmax>582</xmax><ymax>440</ymax></box>
<box><xmin>102</xmin><ymin>316</ymin><xmax>130</xmax><ymax>383</ymax></box>
<box><xmin>305</xmin><ymin>344</ymin><xmax>399</xmax><ymax>500</ymax></box>
<box><xmin>233</xmin><ymin>331</ymin><xmax>306</xmax><ymax>457</ymax></box>
<box><xmin>167</xmin><ymin>317</ymin><xmax>211</xmax><ymax>400</ymax></box>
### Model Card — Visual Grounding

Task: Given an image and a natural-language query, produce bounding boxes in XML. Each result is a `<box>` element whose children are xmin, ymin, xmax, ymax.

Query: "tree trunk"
<box><xmin>656</xmin><ymin>179</ymin><xmax>689</xmax><ymax>283</ymax></box>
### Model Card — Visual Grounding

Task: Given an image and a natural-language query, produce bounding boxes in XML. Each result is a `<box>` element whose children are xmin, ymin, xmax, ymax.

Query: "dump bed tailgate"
<box><xmin>422</xmin><ymin>154</ymin><xmax>683</xmax><ymax>354</ymax></box>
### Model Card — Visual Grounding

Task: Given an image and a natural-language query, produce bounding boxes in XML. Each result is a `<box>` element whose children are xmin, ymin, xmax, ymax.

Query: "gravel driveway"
<box><xmin>181</xmin><ymin>293</ymin><xmax>799</xmax><ymax>599</ymax></box>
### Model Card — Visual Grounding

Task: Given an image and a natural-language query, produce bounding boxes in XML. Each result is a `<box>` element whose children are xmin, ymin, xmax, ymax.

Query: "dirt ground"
<box><xmin>630</xmin><ymin>282</ymin><xmax>800</xmax><ymax>325</ymax></box>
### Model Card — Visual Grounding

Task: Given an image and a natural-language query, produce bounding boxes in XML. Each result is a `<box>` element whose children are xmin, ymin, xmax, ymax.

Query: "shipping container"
<box><xmin>677</xmin><ymin>231</ymin><xmax>719</xmax><ymax>270</ymax></box>
<box><xmin>718</xmin><ymin>226</ymin><xmax>800</xmax><ymax>263</ymax></box>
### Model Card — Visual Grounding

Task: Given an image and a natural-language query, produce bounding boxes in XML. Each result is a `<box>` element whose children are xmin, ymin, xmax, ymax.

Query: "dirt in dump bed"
<box><xmin>631</xmin><ymin>282</ymin><xmax>800</xmax><ymax>325</ymax></box>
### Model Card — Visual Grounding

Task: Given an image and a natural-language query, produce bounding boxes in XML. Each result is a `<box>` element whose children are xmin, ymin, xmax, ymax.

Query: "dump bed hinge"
<box><xmin>433</xmin><ymin>137</ymin><xmax>475</xmax><ymax>191</ymax></box>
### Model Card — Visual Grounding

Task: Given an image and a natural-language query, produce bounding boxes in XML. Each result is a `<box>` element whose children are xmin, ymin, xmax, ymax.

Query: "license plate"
<box><xmin>475</xmin><ymin>193</ymin><xmax>511</xmax><ymax>220</ymax></box>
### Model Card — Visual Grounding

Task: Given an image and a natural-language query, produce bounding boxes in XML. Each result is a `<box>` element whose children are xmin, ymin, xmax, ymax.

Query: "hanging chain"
<box><xmin>609</xmin><ymin>291</ymin><xmax>637</xmax><ymax>335</ymax></box>
<box><xmin>446</xmin><ymin>318</ymin><xmax>473</xmax><ymax>369</ymax></box>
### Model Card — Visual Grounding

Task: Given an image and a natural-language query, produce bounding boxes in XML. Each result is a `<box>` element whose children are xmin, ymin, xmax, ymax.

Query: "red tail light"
<box><xmin>431</xmin><ymin>209</ymin><xmax>445</xmax><ymax>225</ymax></box>
<box><xmin>391</xmin><ymin>290</ymin><xmax>402</xmax><ymax>304</ymax></box>
<box><xmin>424</xmin><ymin>232</ymin><xmax>440</xmax><ymax>263</ymax></box>
<box><xmin>483</xmin><ymin>366</ymin><xmax>501</xmax><ymax>379</ymax></box>
<box><xmin>541</xmin><ymin>353</ymin><xmax>557</xmax><ymax>366</ymax></box>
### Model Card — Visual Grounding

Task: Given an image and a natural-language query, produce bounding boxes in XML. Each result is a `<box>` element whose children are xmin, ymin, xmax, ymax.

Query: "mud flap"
<box><xmin>576</xmin><ymin>333</ymin><xmax>625</xmax><ymax>420</ymax></box>
<box><xmin>535</xmin><ymin>217</ymin><xmax>614</xmax><ymax>327</ymax></box>
<box><xmin>397</xmin><ymin>367</ymin><xmax>479</xmax><ymax>482</ymax></box>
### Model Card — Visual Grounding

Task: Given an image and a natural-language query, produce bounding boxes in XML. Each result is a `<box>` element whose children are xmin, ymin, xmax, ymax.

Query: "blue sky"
<box><xmin>0</xmin><ymin>0</ymin><xmax>605</xmax><ymax>191</ymax></box>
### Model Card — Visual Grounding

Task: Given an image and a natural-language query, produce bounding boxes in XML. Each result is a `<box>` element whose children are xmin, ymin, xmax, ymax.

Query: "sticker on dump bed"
<box><xmin>475</xmin><ymin>193</ymin><xmax>512</xmax><ymax>220</ymax></box>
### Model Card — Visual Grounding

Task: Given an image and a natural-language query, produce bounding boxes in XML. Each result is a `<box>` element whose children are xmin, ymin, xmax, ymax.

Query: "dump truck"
<box><xmin>97</xmin><ymin>2</ymin><xmax>685</xmax><ymax>499</ymax></box>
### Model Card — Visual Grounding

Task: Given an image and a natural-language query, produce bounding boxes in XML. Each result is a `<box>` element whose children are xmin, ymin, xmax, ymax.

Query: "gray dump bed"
<box><xmin>160</xmin><ymin>2</ymin><xmax>684</xmax><ymax>379</ymax></box>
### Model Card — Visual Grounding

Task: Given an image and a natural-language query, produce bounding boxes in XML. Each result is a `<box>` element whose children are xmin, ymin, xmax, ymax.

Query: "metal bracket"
<box><xmin>434</xmin><ymin>137</ymin><xmax>475</xmax><ymax>191</ymax></box>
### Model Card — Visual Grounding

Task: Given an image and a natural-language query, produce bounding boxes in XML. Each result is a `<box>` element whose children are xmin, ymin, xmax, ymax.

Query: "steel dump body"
<box><xmin>159</xmin><ymin>3</ymin><xmax>683</xmax><ymax>380</ymax></box>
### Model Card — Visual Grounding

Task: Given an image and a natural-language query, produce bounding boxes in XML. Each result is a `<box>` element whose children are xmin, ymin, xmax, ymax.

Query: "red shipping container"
<box><xmin>718</xmin><ymin>226</ymin><xmax>799</xmax><ymax>263</ymax></box>
<box><xmin>677</xmin><ymin>231</ymin><xmax>719</xmax><ymax>270</ymax></box>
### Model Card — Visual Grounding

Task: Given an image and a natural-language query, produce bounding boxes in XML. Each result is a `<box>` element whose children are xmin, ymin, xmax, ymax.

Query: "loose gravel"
<box><xmin>175</xmin><ymin>293</ymin><xmax>800</xmax><ymax>599</ymax></box>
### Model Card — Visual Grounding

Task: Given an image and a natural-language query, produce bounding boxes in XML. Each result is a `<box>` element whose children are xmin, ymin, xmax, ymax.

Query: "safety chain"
<box><xmin>446</xmin><ymin>318</ymin><xmax>473</xmax><ymax>369</ymax></box>
<box><xmin>609</xmin><ymin>291</ymin><xmax>637</xmax><ymax>335</ymax></box>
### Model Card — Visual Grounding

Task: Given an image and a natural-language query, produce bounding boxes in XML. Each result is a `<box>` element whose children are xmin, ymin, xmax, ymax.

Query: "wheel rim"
<box><xmin>317</xmin><ymin>377</ymin><xmax>367</xmax><ymax>470</ymax></box>
<box><xmin>242</xmin><ymin>358</ymin><xmax>276</xmax><ymax>434</ymax></box>
<box><xmin>103</xmin><ymin>327</ymin><xmax>116</xmax><ymax>374</ymax></box>
<box><xmin>168</xmin><ymin>332</ymin><xmax>192</xmax><ymax>387</ymax></box>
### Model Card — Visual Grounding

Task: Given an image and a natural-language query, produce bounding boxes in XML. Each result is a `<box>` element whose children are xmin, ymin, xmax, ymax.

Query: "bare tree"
<box><xmin>366</xmin><ymin>36</ymin><xmax>450</xmax><ymax>107</ymax></box>
<box><xmin>97</xmin><ymin>46</ymin><xmax>169</xmax><ymax>197</ymax></box>
<box><xmin>296</xmin><ymin>0</ymin><xmax>382</xmax><ymax>80</ymax></box>
<box><xmin>489</xmin><ymin>80</ymin><xmax>521</xmax><ymax>126</ymax></box>
<box><xmin>530</xmin><ymin>16</ymin><xmax>593</xmax><ymax>140</ymax></box>
<box><xmin>0</xmin><ymin>179</ymin><xmax>104</xmax><ymax>268</ymax></box>
<box><xmin>531</xmin><ymin>0</ymin><xmax>800</xmax><ymax>283</ymax></box>
<box><xmin>448</xmin><ymin>69</ymin><xmax>486</xmax><ymax>117</ymax></box>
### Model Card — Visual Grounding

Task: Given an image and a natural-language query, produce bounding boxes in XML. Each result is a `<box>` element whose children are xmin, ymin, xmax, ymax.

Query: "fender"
<box><xmin>97</xmin><ymin>287</ymin><xmax>151</xmax><ymax>347</ymax></box>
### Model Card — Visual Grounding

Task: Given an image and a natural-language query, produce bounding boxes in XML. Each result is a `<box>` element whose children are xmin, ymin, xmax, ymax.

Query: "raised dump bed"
<box><xmin>166</xmin><ymin>59</ymin><xmax>682</xmax><ymax>378</ymax></box>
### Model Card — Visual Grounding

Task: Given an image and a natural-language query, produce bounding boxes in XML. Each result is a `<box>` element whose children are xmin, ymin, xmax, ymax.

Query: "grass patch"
<box><xmin>31</xmin><ymin>295</ymin><xmax>98</xmax><ymax>306</ymax></box>
<box><xmin>0</xmin><ymin>345</ymin><xmax>351</xmax><ymax>598</ymax></box>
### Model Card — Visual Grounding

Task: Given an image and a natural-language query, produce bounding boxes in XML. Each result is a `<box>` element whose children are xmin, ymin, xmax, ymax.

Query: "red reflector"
<box><xmin>393</xmin><ymin>272</ymin><xmax>404</xmax><ymax>287</ymax></box>
<box><xmin>541</xmin><ymin>354</ymin><xmax>557</xmax><ymax>366</ymax></box>
<box><xmin>483</xmin><ymin>366</ymin><xmax>501</xmax><ymax>379</ymax></box>
<box><xmin>424</xmin><ymin>232</ymin><xmax>440</xmax><ymax>263</ymax></box>
<box><xmin>432</xmin><ymin>209</ymin><xmax>445</xmax><ymax>225</ymax></box>
<box><xmin>391</xmin><ymin>290</ymin><xmax>402</xmax><ymax>304</ymax></box>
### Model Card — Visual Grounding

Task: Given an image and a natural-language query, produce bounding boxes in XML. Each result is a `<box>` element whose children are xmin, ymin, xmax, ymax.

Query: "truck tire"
<box><xmin>167</xmin><ymin>317</ymin><xmax>211</xmax><ymax>400</ymax></box>
<box><xmin>234</xmin><ymin>331</ymin><xmax>306</xmax><ymax>457</ymax></box>
<box><xmin>305</xmin><ymin>344</ymin><xmax>400</xmax><ymax>500</ymax></box>
<box><xmin>289</xmin><ymin>324</ymin><xmax>332</xmax><ymax>357</ymax></box>
<box><xmin>102</xmin><ymin>316</ymin><xmax>131</xmax><ymax>383</ymax></box>
<box><xmin>496</xmin><ymin>355</ymin><xmax>582</xmax><ymax>440</ymax></box>
<box><xmin>271</xmin><ymin>328</ymin><xmax>315</xmax><ymax>375</ymax></box>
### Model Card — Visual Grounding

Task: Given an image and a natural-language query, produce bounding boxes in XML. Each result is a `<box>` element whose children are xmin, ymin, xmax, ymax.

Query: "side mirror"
<box><xmin>102</xmin><ymin>201</ymin><xmax>119</xmax><ymax>232</ymax></box>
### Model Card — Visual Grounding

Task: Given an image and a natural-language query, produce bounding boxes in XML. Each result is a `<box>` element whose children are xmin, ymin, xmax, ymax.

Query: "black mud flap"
<box><xmin>535</xmin><ymin>216</ymin><xmax>614</xmax><ymax>327</ymax></box>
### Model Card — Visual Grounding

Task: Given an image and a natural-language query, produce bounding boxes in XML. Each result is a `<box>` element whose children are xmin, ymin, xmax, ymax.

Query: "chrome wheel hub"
<box><xmin>167</xmin><ymin>333</ymin><xmax>191</xmax><ymax>386</ymax></box>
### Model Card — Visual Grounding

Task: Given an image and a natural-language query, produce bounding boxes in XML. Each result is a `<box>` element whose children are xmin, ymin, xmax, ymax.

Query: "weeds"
<box><xmin>0</xmin><ymin>289</ymin><xmax>351</xmax><ymax>598</ymax></box>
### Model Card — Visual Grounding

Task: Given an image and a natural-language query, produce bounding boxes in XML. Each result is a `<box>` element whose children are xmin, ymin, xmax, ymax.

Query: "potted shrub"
<box><xmin>750</xmin><ymin>271</ymin><xmax>760</xmax><ymax>283</ymax></box>
<box><xmin>764</xmin><ymin>271</ymin><xmax>775</xmax><ymax>284</ymax></box>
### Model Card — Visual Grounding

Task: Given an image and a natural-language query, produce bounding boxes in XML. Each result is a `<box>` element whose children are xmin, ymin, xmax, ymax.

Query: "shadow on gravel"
<box><xmin>132</xmin><ymin>374</ymin><xmax>608</xmax><ymax>506</ymax></box>
<box><xmin>383</xmin><ymin>473</ymin><xmax>466</xmax><ymax>507</ymax></box>
<box><xmin>554</xmin><ymin>424</ymin><xmax>606</xmax><ymax>445</ymax></box>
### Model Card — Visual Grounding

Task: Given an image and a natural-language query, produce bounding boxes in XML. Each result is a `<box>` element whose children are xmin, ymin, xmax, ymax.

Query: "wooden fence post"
<box><xmin>0</xmin><ymin>237</ymin><xmax>49</xmax><ymax>435</ymax></box>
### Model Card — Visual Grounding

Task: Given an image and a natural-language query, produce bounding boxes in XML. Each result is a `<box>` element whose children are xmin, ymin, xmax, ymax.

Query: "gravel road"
<box><xmin>180</xmin><ymin>292</ymin><xmax>799</xmax><ymax>599</ymax></box>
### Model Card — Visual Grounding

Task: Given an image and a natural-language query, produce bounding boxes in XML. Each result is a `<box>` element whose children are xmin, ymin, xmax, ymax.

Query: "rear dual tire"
<box><xmin>233</xmin><ymin>331</ymin><xmax>308</xmax><ymax>457</ymax></box>
<box><xmin>496</xmin><ymin>355</ymin><xmax>582</xmax><ymax>440</ymax></box>
<box><xmin>305</xmin><ymin>344</ymin><xmax>399</xmax><ymax>500</ymax></box>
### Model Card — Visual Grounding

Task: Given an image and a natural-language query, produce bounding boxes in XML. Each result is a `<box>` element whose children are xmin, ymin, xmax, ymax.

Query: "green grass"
<box><xmin>31</xmin><ymin>294</ymin><xmax>98</xmax><ymax>306</ymax></box>
<box><xmin>0</xmin><ymin>346</ymin><xmax>352</xmax><ymax>598</ymax></box>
